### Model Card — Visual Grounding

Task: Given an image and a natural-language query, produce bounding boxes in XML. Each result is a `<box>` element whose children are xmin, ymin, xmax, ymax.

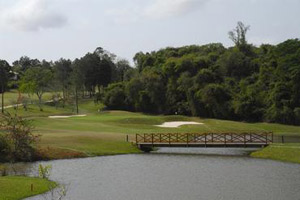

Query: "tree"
<box><xmin>0</xmin><ymin>112</ymin><xmax>39</xmax><ymax>162</ymax></box>
<box><xmin>19</xmin><ymin>67</ymin><xmax>53</xmax><ymax>111</ymax></box>
<box><xmin>197</xmin><ymin>84</ymin><xmax>232</xmax><ymax>119</ymax></box>
<box><xmin>228</xmin><ymin>21</ymin><xmax>250</xmax><ymax>49</ymax></box>
<box><xmin>71</xmin><ymin>59</ymin><xmax>86</xmax><ymax>114</ymax></box>
<box><xmin>115</xmin><ymin>59</ymin><xmax>131</xmax><ymax>82</ymax></box>
<box><xmin>78</xmin><ymin>48</ymin><xmax>114</xmax><ymax>96</ymax></box>
<box><xmin>104</xmin><ymin>83</ymin><xmax>127</xmax><ymax>110</ymax></box>
<box><xmin>0</xmin><ymin>60</ymin><xmax>11</xmax><ymax>113</ymax></box>
<box><xmin>54</xmin><ymin>58</ymin><xmax>73</xmax><ymax>107</ymax></box>
<box><xmin>12</xmin><ymin>56</ymin><xmax>40</xmax><ymax>75</ymax></box>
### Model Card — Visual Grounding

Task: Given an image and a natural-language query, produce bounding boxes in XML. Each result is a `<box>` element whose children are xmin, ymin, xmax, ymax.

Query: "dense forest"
<box><xmin>1</xmin><ymin>22</ymin><xmax>300</xmax><ymax>125</ymax></box>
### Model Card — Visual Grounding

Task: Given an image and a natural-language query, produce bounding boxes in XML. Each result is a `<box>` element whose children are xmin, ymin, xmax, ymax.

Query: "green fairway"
<box><xmin>0</xmin><ymin>176</ymin><xmax>55</xmax><ymax>200</ymax></box>
<box><xmin>2</xmin><ymin>100</ymin><xmax>300</xmax><ymax>162</ymax></box>
<box><xmin>251</xmin><ymin>144</ymin><xmax>300</xmax><ymax>164</ymax></box>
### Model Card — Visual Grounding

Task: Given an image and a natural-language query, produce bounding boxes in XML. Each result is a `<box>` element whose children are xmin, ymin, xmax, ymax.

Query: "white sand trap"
<box><xmin>48</xmin><ymin>114</ymin><xmax>87</xmax><ymax>119</ymax></box>
<box><xmin>155</xmin><ymin>121</ymin><xmax>204</xmax><ymax>128</ymax></box>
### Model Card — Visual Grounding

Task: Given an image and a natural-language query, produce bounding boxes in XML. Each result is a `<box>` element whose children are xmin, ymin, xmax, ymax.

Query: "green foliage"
<box><xmin>19</xmin><ymin>66</ymin><xmax>53</xmax><ymax>111</ymax></box>
<box><xmin>0</xmin><ymin>60</ymin><xmax>11</xmax><ymax>92</ymax></box>
<box><xmin>0</xmin><ymin>135</ymin><xmax>9</xmax><ymax>162</ymax></box>
<box><xmin>104</xmin><ymin>83</ymin><xmax>127</xmax><ymax>110</ymax></box>
<box><xmin>106</xmin><ymin>34</ymin><xmax>300</xmax><ymax>125</ymax></box>
<box><xmin>38</xmin><ymin>164</ymin><xmax>52</xmax><ymax>179</ymax></box>
<box><xmin>0</xmin><ymin>112</ymin><xmax>39</xmax><ymax>162</ymax></box>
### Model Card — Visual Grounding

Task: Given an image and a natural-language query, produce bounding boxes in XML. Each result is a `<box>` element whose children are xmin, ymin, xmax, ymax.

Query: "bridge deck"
<box><xmin>136</xmin><ymin>133</ymin><xmax>273</xmax><ymax>151</ymax></box>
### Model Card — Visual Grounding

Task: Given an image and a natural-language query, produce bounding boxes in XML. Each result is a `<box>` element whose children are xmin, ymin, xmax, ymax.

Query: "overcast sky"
<box><xmin>0</xmin><ymin>0</ymin><xmax>299</xmax><ymax>64</ymax></box>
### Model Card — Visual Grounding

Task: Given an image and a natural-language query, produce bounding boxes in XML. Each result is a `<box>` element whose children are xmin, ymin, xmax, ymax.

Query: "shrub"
<box><xmin>0</xmin><ymin>112</ymin><xmax>40</xmax><ymax>162</ymax></box>
<box><xmin>0</xmin><ymin>135</ymin><xmax>9</xmax><ymax>162</ymax></box>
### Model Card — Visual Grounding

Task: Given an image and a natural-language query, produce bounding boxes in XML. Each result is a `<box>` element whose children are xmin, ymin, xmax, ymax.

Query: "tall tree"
<box><xmin>54</xmin><ymin>58</ymin><xmax>73</xmax><ymax>106</ymax></box>
<box><xmin>19</xmin><ymin>67</ymin><xmax>53</xmax><ymax>111</ymax></box>
<box><xmin>0</xmin><ymin>60</ymin><xmax>11</xmax><ymax>113</ymax></box>
<box><xmin>228</xmin><ymin>21</ymin><xmax>250</xmax><ymax>48</ymax></box>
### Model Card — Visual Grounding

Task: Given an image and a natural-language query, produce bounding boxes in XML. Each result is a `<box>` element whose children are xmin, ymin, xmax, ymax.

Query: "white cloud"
<box><xmin>144</xmin><ymin>0</ymin><xmax>207</xmax><ymax>19</ymax></box>
<box><xmin>106</xmin><ymin>0</ymin><xmax>208</xmax><ymax>24</ymax></box>
<box><xmin>0</xmin><ymin>0</ymin><xmax>67</xmax><ymax>31</ymax></box>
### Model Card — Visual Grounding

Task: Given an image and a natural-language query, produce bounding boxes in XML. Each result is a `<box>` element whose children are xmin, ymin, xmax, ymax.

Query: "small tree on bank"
<box><xmin>0</xmin><ymin>112</ymin><xmax>40</xmax><ymax>162</ymax></box>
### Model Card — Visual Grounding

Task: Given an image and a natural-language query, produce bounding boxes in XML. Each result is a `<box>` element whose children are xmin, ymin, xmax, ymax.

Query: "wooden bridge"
<box><xmin>136</xmin><ymin>132</ymin><xmax>273</xmax><ymax>152</ymax></box>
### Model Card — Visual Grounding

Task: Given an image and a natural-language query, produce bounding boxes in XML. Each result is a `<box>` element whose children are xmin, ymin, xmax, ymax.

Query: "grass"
<box><xmin>0</xmin><ymin>176</ymin><xmax>55</xmax><ymax>200</ymax></box>
<box><xmin>1</xmin><ymin>98</ymin><xmax>300</xmax><ymax>162</ymax></box>
<box><xmin>0</xmin><ymin>90</ymin><xmax>55</xmax><ymax>107</ymax></box>
<box><xmin>251</xmin><ymin>143</ymin><xmax>300</xmax><ymax>164</ymax></box>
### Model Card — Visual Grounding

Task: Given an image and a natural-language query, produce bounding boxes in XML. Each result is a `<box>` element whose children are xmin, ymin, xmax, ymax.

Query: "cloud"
<box><xmin>144</xmin><ymin>0</ymin><xmax>208</xmax><ymax>19</ymax></box>
<box><xmin>0</xmin><ymin>0</ymin><xmax>67</xmax><ymax>31</ymax></box>
<box><xmin>106</xmin><ymin>0</ymin><xmax>208</xmax><ymax>24</ymax></box>
<box><xmin>106</xmin><ymin>7</ymin><xmax>140</xmax><ymax>24</ymax></box>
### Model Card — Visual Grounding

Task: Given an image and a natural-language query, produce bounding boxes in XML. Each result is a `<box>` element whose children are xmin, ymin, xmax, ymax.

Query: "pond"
<box><xmin>16</xmin><ymin>148</ymin><xmax>300</xmax><ymax>200</ymax></box>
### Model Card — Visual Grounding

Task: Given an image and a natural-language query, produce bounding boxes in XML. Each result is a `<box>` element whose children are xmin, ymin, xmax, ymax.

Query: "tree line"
<box><xmin>0</xmin><ymin>47</ymin><xmax>132</xmax><ymax>112</ymax></box>
<box><xmin>1</xmin><ymin>22</ymin><xmax>300</xmax><ymax>125</ymax></box>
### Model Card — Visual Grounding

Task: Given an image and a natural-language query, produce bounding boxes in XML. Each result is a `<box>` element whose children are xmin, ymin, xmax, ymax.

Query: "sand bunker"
<box><xmin>155</xmin><ymin>121</ymin><xmax>204</xmax><ymax>128</ymax></box>
<box><xmin>48</xmin><ymin>114</ymin><xmax>87</xmax><ymax>119</ymax></box>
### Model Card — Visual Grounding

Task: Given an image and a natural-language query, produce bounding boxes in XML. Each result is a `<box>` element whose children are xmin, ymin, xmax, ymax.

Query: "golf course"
<box><xmin>1</xmin><ymin>91</ymin><xmax>300</xmax><ymax>163</ymax></box>
<box><xmin>1</xmin><ymin>96</ymin><xmax>300</xmax><ymax>199</ymax></box>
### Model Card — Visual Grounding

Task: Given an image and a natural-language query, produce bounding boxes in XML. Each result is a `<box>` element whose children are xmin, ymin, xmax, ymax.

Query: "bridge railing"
<box><xmin>136</xmin><ymin>132</ymin><xmax>273</xmax><ymax>145</ymax></box>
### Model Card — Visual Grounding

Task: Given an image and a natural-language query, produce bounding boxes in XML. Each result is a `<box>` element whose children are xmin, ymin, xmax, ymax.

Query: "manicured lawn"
<box><xmin>0</xmin><ymin>176</ymin><xmax>55</xmax><ymax>200</ymax></box>
<box><xmin>251</xmin><ymin>144</ymin><xmax>300</xmax><ymax>164</ymax></box>
<box><xmin>2</xmin><ymin>100</ymin><xmax>300</xmax><ymax>161</ymax></box>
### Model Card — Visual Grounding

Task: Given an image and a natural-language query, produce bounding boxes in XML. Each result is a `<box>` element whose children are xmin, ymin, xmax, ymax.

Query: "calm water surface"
<box><xmin>20</xmin><ymin>148</ymin><xmax>300</xmax><ymax>200</ymax></box>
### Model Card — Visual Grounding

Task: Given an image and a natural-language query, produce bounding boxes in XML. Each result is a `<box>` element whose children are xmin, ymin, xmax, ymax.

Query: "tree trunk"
<box><xmin>75</xmin><ymin>87</ymin><xmax>79</xmax><ymax>114</ymax></box>
<box><xmin>62</xmin><ymin>88</ymin><xmax>65</xmax><ymax>108</ymax></box>
<box><xmin>1</xmin><ymin>87</ymin><xmax>4</xmax><ymax>113</ymax></box>
<box><xmin>37</xmin><ymin>93</ymin><xmax>43</xmax><ymax>111</ymax></box>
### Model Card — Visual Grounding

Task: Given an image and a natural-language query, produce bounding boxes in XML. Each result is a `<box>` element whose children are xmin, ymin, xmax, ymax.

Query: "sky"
<box><xmin>0</xmin><ymin>0</ymin><xmax>299</xmax><ymax>65</ymax></box>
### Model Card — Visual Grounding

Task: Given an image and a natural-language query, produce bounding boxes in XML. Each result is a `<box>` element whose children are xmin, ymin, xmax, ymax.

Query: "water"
<box><xmin>17</xmin><ymin>148</ymin><xmax>300</xmax><ymax>200</ymax></box>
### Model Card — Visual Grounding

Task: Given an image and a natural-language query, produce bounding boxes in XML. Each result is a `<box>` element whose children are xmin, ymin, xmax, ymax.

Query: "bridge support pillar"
<box><xmin>138</xmin><ymin>145</ymin><xmax>153</xmax><ymax>153</ymax></box>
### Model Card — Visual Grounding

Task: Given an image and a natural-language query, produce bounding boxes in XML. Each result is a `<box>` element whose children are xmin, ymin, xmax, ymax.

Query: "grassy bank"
<box><xmin>0</xmin><ymin>176</ymin><xmax>55</xmax><ymax>200</ymax></box>
<box><xmin>251</xmin><ymin>144</ymin><xmax>300</xmax><ymax>164</ymax></box>
<box><xmin>2</xmin><ymin>99</ymin><xmax>300</xmax><ymax>162</ymax></box>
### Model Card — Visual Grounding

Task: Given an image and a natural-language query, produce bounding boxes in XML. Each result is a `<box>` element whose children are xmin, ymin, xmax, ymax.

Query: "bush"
<box><xmin>0</xmin><ymin>112</ymin><xmax>40</xmax><ymax>162</ymax></box>
<box><xmin>294</xmin><ymin>107</ymin><xmax>300</xmax><ymax>125</ymax></box>
<box><xmin>104</xmin><ymin>83</ymin><xmax>128</xmax><ymax>110</ymax></box>
<box><xmin>0</xmin><ymin>135</ymin><xmax>9</xmax><ymax>162</ymax></box>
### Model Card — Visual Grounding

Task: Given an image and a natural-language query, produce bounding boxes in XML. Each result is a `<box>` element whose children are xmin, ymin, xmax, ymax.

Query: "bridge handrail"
<box><xmin>136</xmin><ymin>132</ymin><xmax>273</xmax><ymax>145</ymax></box>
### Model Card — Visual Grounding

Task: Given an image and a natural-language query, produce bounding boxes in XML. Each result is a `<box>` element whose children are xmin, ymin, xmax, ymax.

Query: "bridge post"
<box><xmin>136</xmin><ymin>134</ymin><xmax>137</xmax><ymax>144</ymax></box>
<box><xmin>271</xmin><ymin>132</ymin><xmax>274</xmax><ymax>143</ymax></box>
<box><xmin>152</xmin><ymin>134</ymin><xmax>154</xmax><ymax>146</ymax></box>
<box><xmin>205</xmin><ymin>133</ymin><xmax>207</xmax><ymax>147</ymax></box>
<box><xmin>186</xmin><ymin>133</ymin><xmax>189</xmax><ymax>147</ymax></box>
<box><xmin>224</xmin><ymin>133</ymin><xmax>227</xmax><ymax>147</ymax></box>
